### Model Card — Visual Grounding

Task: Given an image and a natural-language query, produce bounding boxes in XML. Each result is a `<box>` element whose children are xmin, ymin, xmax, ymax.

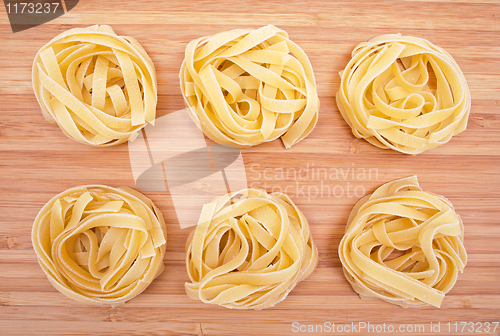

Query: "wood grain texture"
<box><xmin>1</xmin><ymin>0</ymin><xmax>500</xmax><ymax>335</ymax></box>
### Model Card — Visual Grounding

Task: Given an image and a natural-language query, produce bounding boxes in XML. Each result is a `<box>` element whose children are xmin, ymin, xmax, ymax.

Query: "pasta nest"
<box><xmin>339</xmin><ymin>176</ymin><xmax>467</xmax><ymax>308</ymax></box>
<box><xmin>32</xmin><ymin>25</ymin><xmax>157</xmax><ymax>146</ymax></box>
<box><xmin>185</xmin><ymin>189</ymin><xmax>318</xmax><ymax>309</ymax></box>
<box><xmin>336</xmin><ymin>34</ymin><xmax>470</xmax><ymax>154</ymax></box>
<box><xmin>32</xmin><ymin>185</ymin><xmax>167</xmax><ymax>306</ymax></box>
<box><xmin>180</xmin><ymin>25</ymin><xmax>319</xmax><ymax>148</ymax></box>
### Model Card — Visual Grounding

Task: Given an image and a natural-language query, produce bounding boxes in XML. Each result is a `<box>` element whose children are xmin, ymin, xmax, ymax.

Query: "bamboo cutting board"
<box><xmin>1</xmin><ymin>0</ymin><xmax>500</xmax><ymax>335</ymax></box>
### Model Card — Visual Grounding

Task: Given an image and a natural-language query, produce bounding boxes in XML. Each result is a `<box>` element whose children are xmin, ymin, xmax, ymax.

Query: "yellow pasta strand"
<box><xmin>32</xmin><ymin>185</ymin><xmax>167</xmax><ymax>306</ymax></box>
<box><xmin>180</xmin><ymin>25</ymin><xmax>319</xmax><ymax>148</ymax></box>
<box><xmin>336</xmin><ymin>34</ymin><xmax>471</xmax><ymax>154</ymax></box>
<box><xmin>185</xmin><ymin>188</ymin><xmax>318</xmax><ymax>309</ymax></box>
<box><xmin>339</xmin><ymin>176</ymin><xmax>467</xmax><ymax>308</ymax></box>
<box><xmin>32</xmin><ymin>25</ymin><xmax>157</xmax><ymax>146</ymax></box>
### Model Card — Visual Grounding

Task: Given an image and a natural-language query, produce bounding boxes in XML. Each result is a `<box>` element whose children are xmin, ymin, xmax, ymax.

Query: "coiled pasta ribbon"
<box><xmin>32</xmin><ymin>25</ymin><xmax>157</xmax><ymax>146</ymax></box>
<box><xmin>180</xmin><ymin>25</ymin><xmax>319</xmax><ymax>148</ymax></box>
<box><xmin>185</xmin><ymin>189</ymin><xmax>318</xmax><ymax>309</ymax></box>
<box><xmin>336</xmin><ymin>34</ymin><xmax>470</xmax><ymax>154</ymax></box>
<box><xmin>339</xmin><ymin>176</ymin><xmax>467</xmax><ymax>308</ymax></box>
<box><xmin>32</xmin><ymin>185</ymin><xmax>167</xmax><ymax>306</ymax></box>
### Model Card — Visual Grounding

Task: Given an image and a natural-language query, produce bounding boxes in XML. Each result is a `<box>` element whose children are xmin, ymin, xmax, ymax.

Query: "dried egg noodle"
<box><xmin>185</xmin><ymin>189</ymin><xmax>318</xmax><ymax>309</ymax></box>
<box><xmin>339</xmin><ymin>176</ymin><xmax>467</xmax><ymax>308</ymax></box>
<box><xmin>32</xmin><ymin>185</ymin><xmax>166</xmax><ymax>306</ymax></box>
<box><xmin>336</xmin><ymin>34</ymin><xmax>470</xmax><ymax>154</ymax></box>
<box><xmin>180</xmin><ymin>25</ymin><xmax>319</xmax><ymax>148</ymax></box>
<box><xmin>32</xmin><ymin>25</ymin><xmax>157</xmax><ymax>146</ymax></box>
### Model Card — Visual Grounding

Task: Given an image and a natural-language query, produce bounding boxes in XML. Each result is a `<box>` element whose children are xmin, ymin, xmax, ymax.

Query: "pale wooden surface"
<box><xmin>1</xmin><ymin>0</ymin><xmax>500</xmax><ymax>335</ymax></box>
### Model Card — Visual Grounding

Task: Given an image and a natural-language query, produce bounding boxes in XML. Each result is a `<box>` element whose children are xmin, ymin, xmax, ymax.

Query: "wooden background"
<box><xmin>1</xmin><ymin>0</ymin><xmax>499</xmax><ymax>335</ymax></box>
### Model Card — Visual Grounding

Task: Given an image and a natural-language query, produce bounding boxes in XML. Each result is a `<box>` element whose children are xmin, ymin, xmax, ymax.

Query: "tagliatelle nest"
<box><xmin>180</xmin><ymin>25</ymin><xmax>319</xmax><ymax>148</ymax></box>
<box><xmin>32</xmin><ymin>185</ymin><xmax>167</xmax><ymax>306</ymax></box>
<box><xmin>32</xmin><ymin>25</ymin><xmax>157</xmax><ymax>146</ymax></box>
<box><xmin>339</xmin><ymin>176</ymin><xmax>467</xmax><ymax>308</ymax></box>
<box><xmin>185</xmin><ymin>188</ymin><xmax>318</xmax><ymax>309</ymax></box>
<box><xmin>336</xmin><ymin>34</ymin><xmax>471</xmax><ymax>154</ymax></box>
